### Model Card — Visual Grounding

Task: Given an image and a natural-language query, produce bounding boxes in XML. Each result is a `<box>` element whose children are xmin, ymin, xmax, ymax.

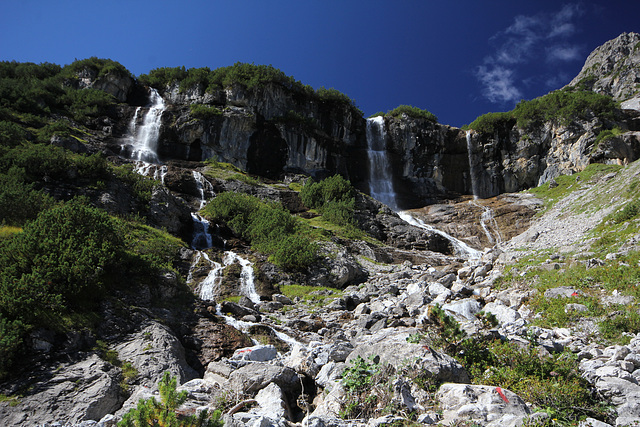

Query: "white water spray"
<box><xmin>125</xmin><ymin>88</ymin><xmax>165</xmax><ymax>163</ymax></box>
<box><xmin>365</xmin><ymin>118</ymin><xmax>481</xmax><ymax>259</ymax></box>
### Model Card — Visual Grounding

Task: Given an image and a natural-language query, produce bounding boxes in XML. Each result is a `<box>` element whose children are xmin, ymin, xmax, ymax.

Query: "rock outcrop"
<box><xmin>567</xmin><ymin>32</ymin><xmax>640</xmax><ymax>101</ymax></box>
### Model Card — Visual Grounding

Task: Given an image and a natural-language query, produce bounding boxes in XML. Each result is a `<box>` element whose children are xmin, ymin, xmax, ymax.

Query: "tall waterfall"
<box><xmin>465</xmin><ymin>130</ymin><xmax>480</xmax><ymax>199</ymax></box>
<box><xmin>126</xmin><ymin>88</ymin><xmax>165</xmax><ymax>163</ymax></box>
<box><xmin>366</xmin><ymin>117</ymin><xmax>398</xmax><ymax>211</ymax></box>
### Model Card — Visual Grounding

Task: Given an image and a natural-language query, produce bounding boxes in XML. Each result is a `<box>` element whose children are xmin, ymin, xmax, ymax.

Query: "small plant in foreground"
<box><xmin>118</xmin><ymin>371</ymin><xmax>222</xmax><ymax>427</ymax></box>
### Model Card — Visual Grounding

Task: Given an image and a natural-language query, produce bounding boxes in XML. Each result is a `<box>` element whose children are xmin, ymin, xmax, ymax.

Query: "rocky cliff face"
<box><xmin>567</xmin><ymin>32</ymin><xmax>640</xmax><ymax>101</ymax></box>
<box><xmin>148</xmin><ymin>82</ymin><xmax>370</xmax><ymax>189</ymax></box>
<box><xmin>96</xmin><ymin>32</ymin><xmax>640</xmax><ymax>209</ymax></box>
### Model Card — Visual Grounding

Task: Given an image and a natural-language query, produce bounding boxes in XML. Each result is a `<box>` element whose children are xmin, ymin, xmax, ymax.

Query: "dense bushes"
<box><xmin>385</xmin><ymin>105</ymin><xmax>438</xmax><ymax>122</ymax></box>
<box><xmin>202</xmin><ymin>192</ymin><xmax>316</xmax><ymax>270</ymax></box>
<box><xmin>140</xmin><ymin>62</ymin><xmax>360</xmax><ymax>112</ymax></box>
<box><xmin>0</xmin><ymin>59</ymin><xmax>120</xmax><ymax>122</ymax></box>
<box><xmin>467</xmin><ymin>88</ymin><xmax>618</xmax><ymax>133</ymax></box>
<box><xmin>0</xmin><ymin>197</ymin><xmax>189</xmax><ymax>377</ymax></box>
<box><xmin>0</xmin><ymin>200</ymin><xmax>123</xmax><ymax>317</ymax></box>
<box><xmin>300</xmin><ymin>174</ymin><xmax>356</xmax><ymax>228</ymax></box>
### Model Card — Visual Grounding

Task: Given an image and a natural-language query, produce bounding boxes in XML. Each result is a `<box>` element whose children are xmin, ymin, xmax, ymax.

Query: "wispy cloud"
<box><xmin>477</xmin><ymin>65</ymin><xmax>522</xmax><ymax>104</ymax></box>
<box><xmin>476</xmin><ymin>3</ymin><xmax>584</xmax><ymax>105</ymax></box>
<box><xmin>547</xmin><ymin>45</ymin><xmax>582</xmax><ymax>62</ymax></box>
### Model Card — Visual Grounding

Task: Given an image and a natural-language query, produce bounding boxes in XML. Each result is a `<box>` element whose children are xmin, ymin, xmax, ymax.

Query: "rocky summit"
<box><xmin>2</xmin><ymin>33</ymin><xmax>640</xmax><ymax>427</ymax></box>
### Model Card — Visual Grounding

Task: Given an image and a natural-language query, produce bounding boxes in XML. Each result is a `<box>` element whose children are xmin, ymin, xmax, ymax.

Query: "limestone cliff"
<box><xmin>567</xmin><ymin>32</ymin><xmax>640</xmax><ymax>101</ymax></box>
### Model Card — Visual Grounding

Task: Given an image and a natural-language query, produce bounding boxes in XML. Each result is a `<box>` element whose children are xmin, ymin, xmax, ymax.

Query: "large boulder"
<box><xmin>436</xmin><ymin>383</ymin><xmax>538</xmax><ymax>427</ymax></box>
<box><xmin>112</xmin><ymin>321</ymin><xmax>198</xmax><ymax>389</ymax></box>
<box><xmin>346</xmin><ymin>327</ymin><xmax>469</xmax><ymax>384</ymax></box>
<box><xmin>0</xmin><ymin>354</ymin><xmax>123</xmax><ymax>426</ymax></box>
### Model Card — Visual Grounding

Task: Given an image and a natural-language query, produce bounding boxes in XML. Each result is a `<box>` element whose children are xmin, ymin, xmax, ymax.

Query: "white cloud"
<box><xmin>477</xmin><ymin>65</ymin><xmax>523</xmax><ymax>104</ymax></box>
<box><xmin>547</xmin><ymin>45</ymin><xmax>582</xmax><ymax>62</ymax></box>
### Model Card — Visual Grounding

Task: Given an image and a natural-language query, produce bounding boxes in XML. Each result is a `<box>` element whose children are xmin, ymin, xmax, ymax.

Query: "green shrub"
<box><xmin>599</xmin><ymin>309</ymin><xmax>640</xmax><ymax>343</ymax></box>
<box><xmin>385</xmin><ymin>104</ymin><xmax>438</xmax><ymax>122</ymax></box>
<box><xmin>467</xmin><ymin>111</ymin><xmax>513</xmax><ymax>134</ymax></box>
<box><xmin>189</xmin><ymin>104</ymin><xmax>222</xmax><ymax>120</ymax></box>
<box><xmin>451</xmin><ymin>338</ymin><xmax>606</xmax><ymax>422</ymax></box>
<box><xmin>0</xmin><ymin>167</ymin><xmax>55</xmax><ymax>226</ymax></box>
<box><xmin>61</xmin><ymin>57</ymin><xmax>132</xmax><ymax>80</ymax></box>
<box><xmin>610</xmin><ymin>199</ymin><xmax>640</xmax><ymax>224</ymax></box>
<box><xmin>118</xmin><ymin>371</ymin><xmax>223</xmax><ymax>427</ymax></box>
<box><xmin>202</xmin><ymin>192</ymin><xmax>317</xmax><ymax>270</ymax></box>
<box><xmin>468</xmin><ymin>89</ymin><xmax>617</xmax><ymax>133</ymax></box>
<box><xmin>0</xmin><ymin>316</ymin><xmax>25</xmax><ymax>376</ymax></box>
<box><xmin>0</xmin><ymin>121</ymin><xmax>28</xmax><ymax>147</ymax></box>
<box><xmin>0</xmin><ymin>199</ymin><xmax>123</xmax><ymax>318</ymax></box>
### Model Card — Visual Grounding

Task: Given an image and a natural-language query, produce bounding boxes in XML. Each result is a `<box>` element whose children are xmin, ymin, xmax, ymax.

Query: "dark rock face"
<box><xmin>149</xmin><ymin>82</ymin><xmax>370</xmax><ymax>189</ymax></box>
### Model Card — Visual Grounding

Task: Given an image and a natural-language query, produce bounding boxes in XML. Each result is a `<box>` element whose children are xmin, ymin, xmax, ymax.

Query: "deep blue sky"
<box><xmin>1</xmin><ymin>1</ymin><xmax>638</xmax><ymax>127</ymax></box>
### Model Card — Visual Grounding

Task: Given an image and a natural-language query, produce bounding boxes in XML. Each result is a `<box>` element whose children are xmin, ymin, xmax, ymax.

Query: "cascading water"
<box><xmin>465</xmin><ymin>130</ymin><xmax>480</xmax><ymax>200</ymax></box>
<box><xmin>190</xmin><ymin>171</ymin><xmax>215</xmax><ymax>250</ymax></box>
<box><xmin>365</xmin><ymin>118</ymin><xmax>480</xmax><ymax>259</ymax></box>
<box><xmin>366</xmin><ymin>117</ymin><xmax>398</xmax><ymax>211</ymax></box>
<box><xmin>398</xmin><ymin>212</ymin><xmax>482</xmax><ymax>259</ymax></box>
<box><xmin>128</xmin><ymin>88</ymin><xmax>165</xmax><ymax>163</ymax></box>
<box><xmin>466</xmin><ymin>130</ymin><xmax>502</xmax><ymax>246</ymax></box>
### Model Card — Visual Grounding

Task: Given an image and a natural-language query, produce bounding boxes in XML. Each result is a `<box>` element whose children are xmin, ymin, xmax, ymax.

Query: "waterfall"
<box><xmin>398</xmin><ymin>212</ymin><xmax>482</xmax><ymax>259</ymax></box>
<box><xmin>126</xmin><ymin>88</ymin><xmax>165</xmax><ymax>164</ymax></box>
<box><xmin>223</xmin><ymin>251</ymin><xmax>261</xmax><ymax>305</ymax></box>
<box><xmin>465</xmin><ymin>130</ymin><xmax>480</xmax><ymax>199</ymax></box>
<box><xmin>364</xmin><ymin>117</ymin><xmax>480</xmax><ymax>259</ymax></box>
<box><xmin>469</xmin><ymin>200</ymin><xmax>503</xmax><ymax>245</ymax></box>
<box><xmin>366</xmin><ymin>117</ymin><xmax>398</xmax><ymax>211</ymax></box>
<box><xmin>190</xmin><ymin>171</ymin><xmax>216</xmax><ymax>250</ymax></box>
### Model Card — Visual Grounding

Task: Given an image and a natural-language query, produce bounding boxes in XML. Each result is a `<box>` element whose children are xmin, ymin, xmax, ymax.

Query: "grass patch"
<box><xmin>0</xmin><ymin>226</ymin><xmax>22</xmax><ymax>239</ymax></box>
<box><xmin>0</xmin><ymin>394</ymin><xmax>19</xmax><ymax>407</ymax></box>
<box><xmin>526</xmin><ymin>163</ymin><xmax>622</xmax><ymax>213</ymax></box>
<box><xmin>278</xmin><ymin>284</ymin><xmax>343</xmax><ymax>307</ymax></box>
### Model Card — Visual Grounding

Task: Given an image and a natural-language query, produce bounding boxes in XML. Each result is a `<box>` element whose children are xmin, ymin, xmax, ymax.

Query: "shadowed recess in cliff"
<box><xmin>246</xmin><ymin>117</ymin><xmax>289</xmax><ymax>180</ymax></box>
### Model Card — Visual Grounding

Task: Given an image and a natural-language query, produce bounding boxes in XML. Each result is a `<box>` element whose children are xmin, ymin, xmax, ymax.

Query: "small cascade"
<box><xmin>398</xmin><ymin>212</ymin><xmax>482</xmax><ymax>260</ymax></box>
<box><xmin>192</xmin><ymin>171</ymin><xmax>215</xmax><ymax>210</ymax></box>
<box><xmin>195</xmin><ymin>252</ymin><xmax>223</xmax><ymax>301</ymax></box>
<box><xmin>466</xmin><ymin>130</ymin><xmax>480</xmax><ymax>199</ymax></box>
<box><xmin>365</xmin><ymin>118</ymin><xmax>481</xmax><ymax>259</ymax></box>
<box><xmin>125</xmin><ymin>88</ymin><xmax>166</xmax><ymax>163</ymax></box>
<box><xmin>190</xmin><ymin>171</ymin><xmax>216</xmax><ymax>250</ymax></box>
<box><xmin>223</xmin><ymin>251</ymin><xmax>261</xmax><ymax>305</ymax></box>
<box><xmin>469</xmin><ymin>200</ymin><xmax>502</xmax><ymax>245</ymax></box>
<box><xmin>366</xmin><ymin>117</ymin><xmax>398</xmax><ymax>211</ymax></box>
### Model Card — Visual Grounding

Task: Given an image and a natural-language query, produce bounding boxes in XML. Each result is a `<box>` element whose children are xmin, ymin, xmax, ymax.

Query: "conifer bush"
<box><xmin>118</xmin><ymin>372</ymin><xmax>222</xmax><ymax>427</ymax></box>
<box><xmin>202</xmin><ymin>192</ymin><xmax>317</xmax><ymax>270</ymax></box>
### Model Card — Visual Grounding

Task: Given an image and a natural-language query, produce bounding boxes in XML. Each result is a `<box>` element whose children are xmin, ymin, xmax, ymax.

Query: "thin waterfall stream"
<box><xmin>465</xmin><ymin>130</ymin><xmax>502</xmax><ymax>246</ymax></box>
